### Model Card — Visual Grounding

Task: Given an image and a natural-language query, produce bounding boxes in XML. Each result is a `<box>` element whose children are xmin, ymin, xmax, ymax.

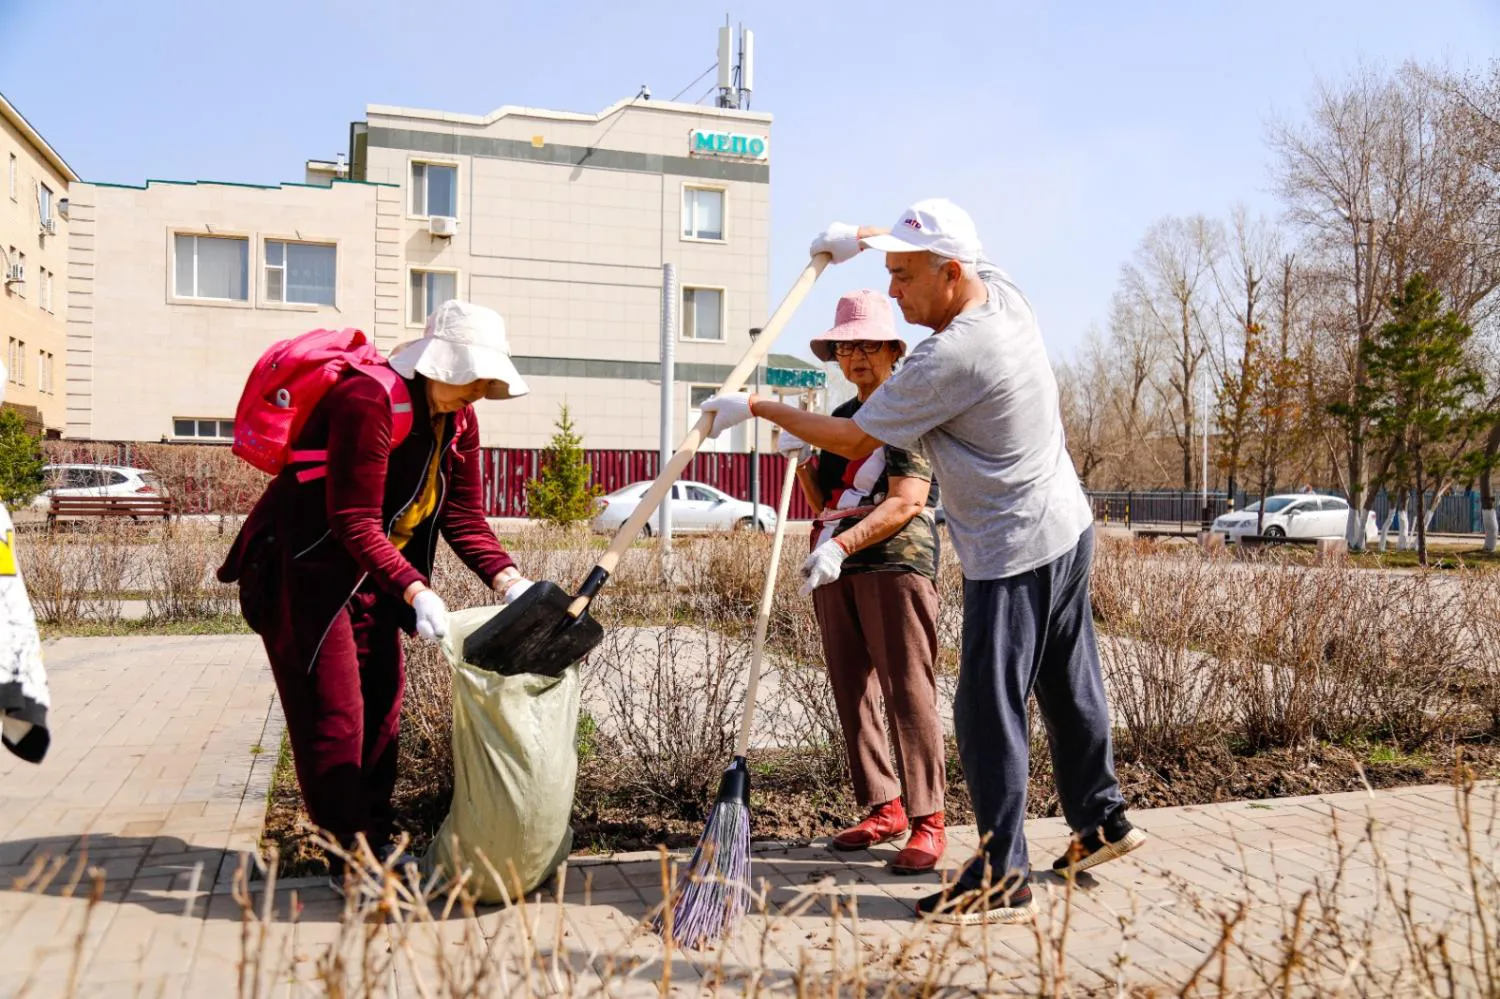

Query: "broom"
<box><xmin>660</xmin><ymin>447</ymin><xmax>804</xmax><ymax>949</ymax></box>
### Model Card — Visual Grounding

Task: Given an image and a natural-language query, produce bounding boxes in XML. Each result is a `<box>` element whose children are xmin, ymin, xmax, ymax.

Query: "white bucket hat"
<box><xmin>388</xmin><ymin>299</ymin><xmax>529</xmax><ymax>400</ymax></box>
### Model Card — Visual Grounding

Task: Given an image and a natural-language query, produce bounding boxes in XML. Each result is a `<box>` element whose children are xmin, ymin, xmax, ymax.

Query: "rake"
<box><xmin>659</xmin><ymin>448</ymin><xmax>802</xmax><ymax>948</ymax></box>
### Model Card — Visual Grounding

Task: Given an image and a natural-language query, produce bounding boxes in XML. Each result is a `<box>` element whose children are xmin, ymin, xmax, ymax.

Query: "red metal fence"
<box><xmin>46</xmin><ymin>441</ymin><xmax>820</xmax><ymax>520</ymax></box>
<box><xmin>482</xmin><ymin>448</ymin><xmax>818</xmax><ymax>520</ymax></box>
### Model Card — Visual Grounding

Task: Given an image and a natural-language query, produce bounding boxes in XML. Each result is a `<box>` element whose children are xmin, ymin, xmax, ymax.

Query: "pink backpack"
<box><xmin>230</xmin><ymin>327</ymin><xmax>413</xmax><ymax>483</ymax></box>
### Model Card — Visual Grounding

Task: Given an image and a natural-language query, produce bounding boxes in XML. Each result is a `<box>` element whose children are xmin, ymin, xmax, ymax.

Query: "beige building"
<box><xmin>1</xmin><ymin>92</ymin><xmax>76</xmax><ymax>435</ymax></box>
<box><xmin>66</xmin><ymin>180</ymin><xmax>383</xmax><ymax>442</ymax></box>
<box><xmin>69</xmin><ymin>94</ymin><xmax>774</xmax><ymax>451</ymax></box>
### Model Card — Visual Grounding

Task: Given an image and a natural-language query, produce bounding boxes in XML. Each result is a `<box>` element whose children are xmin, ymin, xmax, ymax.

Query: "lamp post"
<box><xmin>748</xmin><ymin>326</ymin><xmax>762</xmax><ymax>521</ymax></box>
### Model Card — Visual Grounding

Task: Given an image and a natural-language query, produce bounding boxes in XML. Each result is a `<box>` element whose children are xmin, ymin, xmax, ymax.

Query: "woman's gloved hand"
<box><xmin>500</xmin><ymin>577</ymin><xmax>533</xmax><ymax>605</ymax></box>
<box><xmin>412</xmin><ymin>589</ymin><xmax>450</xmax><ymax>641</ymax></box>
<box><xmin>799</xmin><ymin>539</ymin><xmax>849</xmax><ymax>596</ymax></box>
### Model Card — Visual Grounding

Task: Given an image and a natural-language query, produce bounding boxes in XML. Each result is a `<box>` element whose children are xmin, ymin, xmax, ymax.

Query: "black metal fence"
<box><xmin>1087</xmin><ymin>488</ymin><xmax>1496</xmax><ymax>536</ymax></box>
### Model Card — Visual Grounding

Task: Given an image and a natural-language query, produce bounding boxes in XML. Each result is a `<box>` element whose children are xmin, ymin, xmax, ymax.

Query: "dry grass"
<box><xmin>1090</xmin><ymin>539</ymin><xmax>1495</xmax><ymax>758</ymax></box>
<box><xmin>15</xmin><ymin>522</ymin><xmax>234</xmax><ymax>626</ymax></box>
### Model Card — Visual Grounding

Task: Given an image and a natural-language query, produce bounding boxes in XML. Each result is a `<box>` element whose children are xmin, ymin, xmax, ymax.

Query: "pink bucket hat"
<box><xmin>809</xmin><ymin>290</ymin><xmax>906</xmax><ymax>362</ymax></box>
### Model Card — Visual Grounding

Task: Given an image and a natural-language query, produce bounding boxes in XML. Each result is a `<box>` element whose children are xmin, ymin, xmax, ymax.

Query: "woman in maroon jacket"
<box><xmin>219</xmin><ymin>300</ymin><xmax>532</xmax><ymax>885</ymax></box>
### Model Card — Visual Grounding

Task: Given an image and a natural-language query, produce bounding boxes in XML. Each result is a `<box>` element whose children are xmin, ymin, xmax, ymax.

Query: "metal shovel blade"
<box><xmin>461</xmin><ymin>580</ymin><xmax>604</xmax><ymax>677</ymax></box>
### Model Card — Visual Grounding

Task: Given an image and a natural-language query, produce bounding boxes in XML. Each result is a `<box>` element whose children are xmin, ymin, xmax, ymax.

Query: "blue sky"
<box><xmin>3</xmin><ymin>0</ymin><xmax>1497</xmax><ymax>364</ymax></box>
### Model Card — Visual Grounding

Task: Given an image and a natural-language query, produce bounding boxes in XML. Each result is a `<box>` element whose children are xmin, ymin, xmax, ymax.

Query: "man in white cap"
<box><xmin>702</xmin><ymin>200</ymin><xmax>1143</xmax><ymax>925</ymax></box>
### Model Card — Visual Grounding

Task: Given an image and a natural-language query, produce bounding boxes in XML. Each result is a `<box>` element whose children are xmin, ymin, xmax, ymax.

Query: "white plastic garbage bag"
<box><xmin>424</xmin><ymin>605</ymin><xmax>581</xmax><ymax>903</ymax></box>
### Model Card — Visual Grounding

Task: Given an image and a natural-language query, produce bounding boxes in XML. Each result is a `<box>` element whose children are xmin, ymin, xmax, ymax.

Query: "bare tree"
<box><xmin>1440</xmin><ymin>59</ymin><xmax>1500</xmax><ymax>548</ymax></box>
<box><xmin>1122</xmin><ymin>216</ymin><xmax>1223</xmax><ymax>492</ymax></box>
<box><xmin>1271</xmin><ymin>62</ymin><xmax>1500</xmax><ymax>548</ymax></box>
<box><xmin>1209</xmin><ymin>206</ymin><xmax>1282</xmax><ymax>505</ymax></box>
<box><xmin>1056</xmin><ymin>330</ymin><xmax>1118</xmax><ymax>489</ymax></box>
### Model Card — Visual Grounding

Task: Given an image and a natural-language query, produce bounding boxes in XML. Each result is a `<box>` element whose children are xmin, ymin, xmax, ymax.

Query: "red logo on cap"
<box><xmin>902</xmin><ymin>217</ymin><xmax>922</xmax><ymax>230</ymax></box>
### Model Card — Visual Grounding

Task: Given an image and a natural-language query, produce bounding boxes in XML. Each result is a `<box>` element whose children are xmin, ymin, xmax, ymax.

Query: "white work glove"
<box><xmin>809</xmin><ymin>222</ymin><xmax>862</xmax><ymax>264</ymax></box>
<box><xmin>700</xmin><ymin>391</ymin><xmax>754</xmax><ymax>439</ymax></box>
<box><xmin>777</xmin><ymin>428</ymin><xmax>812</xmax><ymax>465</ymax></box>
<box><xmin>500</xmin><ymin>576</ymin><xmax>533</xmax><ymax>605</ymax></box>
<box><xmin>412</xmin><ymin>589</ymin><xmax>450</xmax><ymax>641</ymax></box>
<box><xmin>799</xmin><ymin>539</ymin><xmax>849</xmax><ymax>596</ymax></box>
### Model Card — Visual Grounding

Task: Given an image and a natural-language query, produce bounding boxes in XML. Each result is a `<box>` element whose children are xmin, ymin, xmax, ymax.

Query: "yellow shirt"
<box><xmin>389</xmin><ymin>417</ymin><xmax>446</xmax><ymax>552</ymax></box>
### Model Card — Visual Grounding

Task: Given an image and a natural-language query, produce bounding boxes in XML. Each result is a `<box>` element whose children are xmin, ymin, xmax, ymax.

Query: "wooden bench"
<box><xmin>1236</xmin><ymin>534</ymin><xmax>1318</xmax><ymax>548</ymax></box>
<box><xmin>47</xmin><ymin>494</ymin><xmax>175</xmax><ymax>527</ymax></box>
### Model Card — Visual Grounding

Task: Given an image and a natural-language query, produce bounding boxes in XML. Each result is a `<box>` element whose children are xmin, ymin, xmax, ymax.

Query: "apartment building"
<box><xmin>0</xmin><ymin>92</ymin><xmax>76</xmax><ymax>435</ymax></box>
<box><xmin>69</xmin><ymin>94</ymin><xmax>774</xmax><ymax>450</ymax></box>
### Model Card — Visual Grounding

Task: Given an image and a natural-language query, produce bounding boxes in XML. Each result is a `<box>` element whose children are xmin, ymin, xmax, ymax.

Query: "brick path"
<box><xmin>0</xmin><ymin>635</ymin><xmax>1492</xmax><ymax>997</ymax></box>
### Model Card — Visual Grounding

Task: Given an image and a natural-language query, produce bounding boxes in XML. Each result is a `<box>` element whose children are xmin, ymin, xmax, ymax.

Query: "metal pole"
<box><xmin>660</xmin><ymin>264</ymin><xmax>676</xmax><ymax>556</ymax></box>
<box><xmin>748</xmin><ymin>327</ymin><xmax>762</xmax><ymax>522</ymax></box>
<box><xmin>1200</xmin><ymin>366</ymin><xmax>1210</xmax><ymax>529</ymax></box>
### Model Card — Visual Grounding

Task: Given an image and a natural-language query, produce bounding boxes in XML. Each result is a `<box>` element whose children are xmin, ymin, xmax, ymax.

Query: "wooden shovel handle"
<box><xmin>566</xmin><ymin>254</ymin><xmax>830</xmax><ymax>618</ymax></box>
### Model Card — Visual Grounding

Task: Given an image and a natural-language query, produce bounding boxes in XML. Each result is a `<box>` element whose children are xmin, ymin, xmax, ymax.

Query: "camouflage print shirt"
<box><xmin>812</xmin><ymin>398</ymin><xmax>939</xmax><ymax>581</ymax></box>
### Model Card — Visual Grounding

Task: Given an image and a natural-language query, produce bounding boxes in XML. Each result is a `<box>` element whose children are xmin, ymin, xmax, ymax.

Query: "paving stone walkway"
<box><xmin>0</xmin><ymin>634</ymin><xmax>1493</xmax><ymax>997</ymax></box>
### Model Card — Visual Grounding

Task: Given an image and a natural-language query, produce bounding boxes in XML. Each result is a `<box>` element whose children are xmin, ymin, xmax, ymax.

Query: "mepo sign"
<box><xmin>690</xmin><ymin>129</ymin><xmax>769</xmax><ymax>161</ymax></box>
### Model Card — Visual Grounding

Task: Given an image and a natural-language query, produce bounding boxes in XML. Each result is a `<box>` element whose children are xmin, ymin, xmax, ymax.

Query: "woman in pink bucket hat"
<box><xmin>775</xmin><ymin>289</ymin><xmax>948</xmax><ymax>874</ymax></box>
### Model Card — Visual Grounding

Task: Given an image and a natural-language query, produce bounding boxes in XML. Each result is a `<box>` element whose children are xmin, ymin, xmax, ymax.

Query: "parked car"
<box><xmin>30</xmin><ymin>464</ymin><xmax>167</xmax><ymax>509</ymax></box>
<box><xmin>1211</xmin><ymin>494</ymin><xmax>1377</xmax><ymax>544</ymax></box>
<box><xmin>589</xmin><ymin>480</ymin><xmax>776</xmax><ymax>536</ymax></box>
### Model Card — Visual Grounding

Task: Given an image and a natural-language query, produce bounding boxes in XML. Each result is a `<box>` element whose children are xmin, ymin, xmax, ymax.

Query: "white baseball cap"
<box><xmin>861</xmin><ymin>198</ymin><xmax>984</xmax><ymax>263</ymax></box>
<box><xmin>388</xmin><ymin>299</ymin><xmax>530</xmax><ymax>400</ymax></box>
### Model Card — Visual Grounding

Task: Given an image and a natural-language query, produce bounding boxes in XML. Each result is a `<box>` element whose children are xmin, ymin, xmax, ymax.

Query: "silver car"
<box><xmin>31</xmin><ymin>463</ymin><xmax>168</xmax><ymax>509</ymax></box>
<box><xmin>589</xmin><ymin>480</ymin><xmax>776</xmax><ymax>536</ymax></box>
<box><xmin>1212</xmin><ymin>494</ymin><xmax>1376</xmax><ymax>543</ymax></box>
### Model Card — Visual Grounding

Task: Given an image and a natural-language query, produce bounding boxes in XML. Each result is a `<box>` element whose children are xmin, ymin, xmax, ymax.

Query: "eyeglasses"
<box><xmin>832</xmin><ymin>340</ymin><xmax>893</xmax><ymax>357</ymax></box>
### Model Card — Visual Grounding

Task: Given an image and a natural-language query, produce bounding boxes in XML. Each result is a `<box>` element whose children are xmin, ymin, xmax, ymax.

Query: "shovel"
<box><xmin>464</xmin><ymin>254</ymin><xmax>830</xmax><ymax>676</ymax></box>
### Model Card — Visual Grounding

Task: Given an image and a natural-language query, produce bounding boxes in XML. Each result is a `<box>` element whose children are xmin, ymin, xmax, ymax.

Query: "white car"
<box><xmin>31</xmin><ymin>463</ymin><xmax>168</xmax><ymax>509</ymax></box>
<box><xmin>1212</xmin><ymin>494</ymin><xmax>1377</xmax><ymax>544</ymax></box>
<box><xmin>589</xmin><ymin>480</ymin><xmax>776</xmax><ymax>536</ymax></box>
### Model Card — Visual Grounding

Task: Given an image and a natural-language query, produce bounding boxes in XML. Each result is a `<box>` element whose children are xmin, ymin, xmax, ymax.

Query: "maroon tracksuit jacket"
<box><xmin>219</xmin><ymin>370</ymin><xmax>514</xmax><ymax>847</ymax></box>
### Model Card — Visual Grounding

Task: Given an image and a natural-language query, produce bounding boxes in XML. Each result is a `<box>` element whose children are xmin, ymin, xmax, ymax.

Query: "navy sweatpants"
<box><xmin>953</xmin><ymin>525</ymin><xmax>1124</xmax><ymax>887</ymax></box>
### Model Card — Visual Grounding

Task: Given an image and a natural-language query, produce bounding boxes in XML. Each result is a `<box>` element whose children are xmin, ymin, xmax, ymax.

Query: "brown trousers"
<box><xmin>812</xmin><ymin>570</ymin><xmax>945</xmax><ymax>817</ymax></box>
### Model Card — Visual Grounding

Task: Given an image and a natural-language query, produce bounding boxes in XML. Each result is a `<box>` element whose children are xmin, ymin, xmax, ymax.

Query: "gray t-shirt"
<box><xmin>852</xmin><ymin>262</ymin><xmax>1093</xmax><ymax>580</ymax></box>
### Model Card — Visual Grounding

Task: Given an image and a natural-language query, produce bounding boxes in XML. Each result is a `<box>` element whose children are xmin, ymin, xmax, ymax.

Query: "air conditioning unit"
<box><xmin>428</xmin><ymin>215</ymin><xmax>457</xmax><ymax>238</ymax></box>
<box><xmin>39</xmin><ymin>218</ymin><xmax>56</xmax><ymax>236</ymax></box>
<box><xmin>4</xmin><ymin>263</ymin><xmax>23</xmax><ymax>285</ymax></box>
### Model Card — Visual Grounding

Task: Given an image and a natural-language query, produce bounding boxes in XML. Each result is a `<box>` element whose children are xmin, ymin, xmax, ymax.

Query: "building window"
<box><xmin>265</xmin><ymin>240</ymin><xmax>336</xmax><ymax>306</ymax></box>
<box><xmin>410</xmin><ymin>162</ymin><xmax>458</xmax><ymax>218</ymax></box>
<box><xmin>40</xmin><ymin>269</ymin><xmax>51</xmax><ymax>312</ymax></box>
<box><xmin>14</xmin><ymin>251</ymin><xmax>24</xmax><ymax>298</ymax></box>
<box><xmin>38</xmin><ymin>183</ymin><xmax>52</xmax><ymax>226</ymax></box>
<box><xmin>409</xmin><ymin>269</ymin><xmax>457</xmax><ymax>324</ymax></box>
<box><xmin>173</xmin><ymin>234</ymin><xmax>248</xmax><ymax>301</ymax></box>
<box><xmin>7</xmin><ymin>154</ymin><xmax>14</xmax><ymax>200</ymax></box>
<box><xmin>682</xmin><ymin>287</ymin><xmax>724</xmax><ymax>341</ymax></box>
<box><xmin>682</xmin><ymin>187</ymin><xmax>725</xmax><ymax>241</ymax></box>
<box><xmin>7</xmin><ymin>339</ymin><xmax>24</xmax><ymax>386</ymax></box>
<box><xmin>172</xmin><ymin>418</ymin><xmax>234</xmax><ymax>441</ymax></box>
<box><xmin>39</xmin><ymin>351</ymin><xmax>53</xmax><ymax>394</ymax></box>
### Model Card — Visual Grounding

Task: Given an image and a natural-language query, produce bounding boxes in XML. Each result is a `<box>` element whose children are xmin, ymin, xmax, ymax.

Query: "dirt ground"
<box><xmin>262</xmin><ymin>733</ymin><xmax>1500</xmax><ymax>878</ymax></box>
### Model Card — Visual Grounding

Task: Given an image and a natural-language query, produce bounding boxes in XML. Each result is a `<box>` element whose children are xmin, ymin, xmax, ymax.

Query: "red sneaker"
<box><xmin>830</xmin><ymin>799</ymin><xmax>908</xmax><ymax>851</ymax></box>
<box><xmin>891</xmin><ymin>812</ymin><xmax>946</xmax><ymax>875</ymax></box>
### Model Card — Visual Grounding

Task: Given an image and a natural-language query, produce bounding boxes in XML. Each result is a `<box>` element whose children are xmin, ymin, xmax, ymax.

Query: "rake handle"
<box><xmin>735</xmin><ymin>454</ymin><xmax>802</xmax><ymax>758</ymax></box>
<box><xmin>566</xmin><ymin>254</ymin><xmax>830</xmax><ymax>619</ymax></box>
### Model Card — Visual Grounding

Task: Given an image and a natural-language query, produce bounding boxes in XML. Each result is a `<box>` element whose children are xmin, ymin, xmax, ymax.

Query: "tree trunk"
<box><xmin>1482</xmin><ymin>423</ymin><xmax>1500</xmax><ymax>552</ymax></box>
<box><xmin>1347</xmin><ymin>436</ymin><xmax>1366</xmax><ymax>551</ymax></box>
<box><xmin>1415</xmin><ymin>448</ymin><xmax>1428</xmax><ymax>568</ymax></box>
